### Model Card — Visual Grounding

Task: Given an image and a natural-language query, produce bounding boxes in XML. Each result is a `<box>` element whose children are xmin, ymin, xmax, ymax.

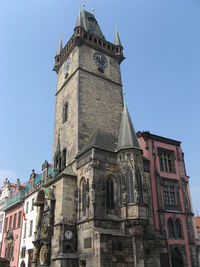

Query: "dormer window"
<box><xmin>87</xmin><ymin>17</ymin><xmax>97</xmax><ymax>25</ymax></box>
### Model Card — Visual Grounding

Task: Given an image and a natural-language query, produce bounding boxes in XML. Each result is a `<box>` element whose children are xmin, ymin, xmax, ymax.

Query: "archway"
<box><xmin>171</xmin><ymin>248</ymin><xmax>183</xmax><ymax>267</ymax></box>
<box><xmin>20</xmin><ymin>261</ymin><xmax>25</xmax><ymax>267</ymax></box>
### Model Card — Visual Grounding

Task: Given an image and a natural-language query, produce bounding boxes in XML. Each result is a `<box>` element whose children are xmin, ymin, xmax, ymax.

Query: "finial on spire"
<box><xmin>82</xmin><ymin>0</ymin><xmax>85</xmax><ymax>10</ymax></box>
<box><xmin>114</xmin><ymin>27</ymin><xmax>122</xmax><ymax>46</ymax></box>
<box><xmin>56</xmin><ymin>34</ymin><xmax>63</xmax><ymax>56</ymax></box>
<box><xmin>123</xmin><ymin>87</ymin><xmax>126</xmax><ymax>106</ymax></box>
<box><xmin>91</xmin><ymin>6</ymin><xmax>95</xmax><ymax>15</ymax></box>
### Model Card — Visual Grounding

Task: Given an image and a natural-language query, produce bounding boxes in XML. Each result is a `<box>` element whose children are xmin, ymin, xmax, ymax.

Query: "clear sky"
<box><xmin>0</xmin><ymin>0</ymin><xmax>200</xmax><ymax>212</ymax></box>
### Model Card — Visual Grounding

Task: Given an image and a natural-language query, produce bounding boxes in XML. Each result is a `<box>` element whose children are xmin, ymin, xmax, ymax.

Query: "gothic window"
<box><xmin>63</xmin><ymin>102</ymin><xmax>68</xmax><ymax>123</ymax></box>
<box><xmin>158</xmin><ymin>148</ymin><xmax>175</xmax><ymax>173</ymax></box>
<box><xmin>163</xmin><ymin>184</ymin><xmax>177</xmax><ymax>207</ymax></box>
<box><xmin>168</xmin><ymin>219</ymin><xmax>175</xmax><ymax>238</ymax></box>
<box><xmin>126</xmin><ymin>169</ymin><xmax>134</xmax><ymax>203</ymax></box>
<box><xmin>80</xmin><ymin>178</ymin><xmax>86</xmax><ymax>217</ymax></box>
<box><xmin>175</xmin><ymin>219</ymin><xmax>183</xmax><ymax>238</ymax></box>
<box><xmin>143</xmin><ymin>160</ymin><xmax>150</xmax><ymax>172</ymax></box>
<box><xmin>136</xmin><ymin>170</ymin><xmax>143</xmax><ymax>204</ymax></box>
<box><xmin>106</xmin><ymin>178</ymin><xmax>114</xmax><ymax>210</ymax></box>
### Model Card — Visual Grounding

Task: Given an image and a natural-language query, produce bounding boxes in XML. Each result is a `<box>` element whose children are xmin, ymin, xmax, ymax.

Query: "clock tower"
<box><xmin>33</xmin><ymin>7</ymin><xmax>169</xmax><ymax>267</ymax></box>
<box><xmin>52</xmin><ymin>8</ymin><xmax>124</xmax><ymax>168</ymax></box>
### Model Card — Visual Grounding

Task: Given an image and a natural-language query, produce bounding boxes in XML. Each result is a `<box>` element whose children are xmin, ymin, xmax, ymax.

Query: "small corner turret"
<box><xmin>53</xmin><ymin>36</ymin><xmax>63</xmax><ymax>71</ymax></box>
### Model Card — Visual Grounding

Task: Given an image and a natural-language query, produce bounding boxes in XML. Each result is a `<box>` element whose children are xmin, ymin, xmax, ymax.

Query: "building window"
<box><xmin>158</xmin><ymin>149</ymin><xmax>175</xmax><ymax>173</ymax></box>
<box><xmin>106</xmin><ymin>178</ymin><xmax>114</xmax><ymax>210</ymax></box>
<box><xmin>5</xmin><ymin>245</ymin><xmax>13</xmax><ymax>260</ymax></box>
<box><xmin>80</xmin><ymin>178</ymin><xmax>86</xmax><ymax>217</ymax></box>
<box><xmin>168</xmin><ymin>219</ymin><xmax>175</xmax><ymax>238</ymax></box>
<box><xmin>143</xmin><ymin>160</ymin><xmax>150</xmax><ymax>172</ymax></box>
<box><xmin>18</xmin><ymin>211</ymin><xmax>22</xmax><ymax>228</ymax></box>
<box><xmin>31</xmin><ymin>198</ymin><xmax>35</xmax><ymax>211</ymax></box>
<box><xmin>163</xmin><ymin>184</ymin><xmax>177</xmax><ymax>206</ymax></box>
<box><xmin>126</xmin><ymin>169</ymin><xmax>134</xmax><ymax>203</ymax></box>
<box><xmin>136</xmin><ymin>171</ymin><xmax>143</xmax><ymax>204</ymax></box>
<box><xmin>23</xmin><ymin>222</ymin><xmax>27</xmax><ymax>239</ymax></box>
<box><xmin>29</xmin><ymin>220</ymin><xmax>33</xmax><ymax>237</ymax></box>
<box><xmin>62</xmin><ymin>148</ymin><xmax>67</xmax><ymax>170</ymax></box>
<box><xmin>9</xmin><ymin>215</ymin><xmax>13</xmax><ymax>230</ymax></box>
<box><xmin>13</xmin><ymin>213</ymin><xmax>17</xmax><ymax>229</ymax></box>
<box><xmin>175</xmin><ymin>219</ymin><xmax>183</xmax><ymax>238</ymax></box>
<box><xmin>4</xmin><ymin>217</ymin><xmax>8</xmax><ymax>232</ymax></box>
<box><xmin>26</xmin><ymin>202</ymin><xmax>29</xmax><ymax>214</ymax></box>
<box><xmin>63</xmin><ymin>102</ymin><xmax>68</xmax><ymax>123</ymax></box>
<box><xmin>21</xmin><ymin>247</ymin><xmax>26</xmax><ymax>258</ymax></box>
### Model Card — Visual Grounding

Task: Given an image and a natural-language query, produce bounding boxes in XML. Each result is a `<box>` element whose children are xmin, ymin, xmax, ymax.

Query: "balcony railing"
<box><xmin>3</xmin><ymin>191</ymin><xmax>25</xmax><ymax>210</ymax></box>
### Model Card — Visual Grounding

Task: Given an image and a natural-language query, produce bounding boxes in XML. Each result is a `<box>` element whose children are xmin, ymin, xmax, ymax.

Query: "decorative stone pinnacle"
<box><xmin>82</xmin><ymin>0</ymin><xmax>85</xmax><ymax>9</ymax></box>
<box><xmin>92</xmin><ymin>7</ymin><xmax>95</xmax><ymax>15</ymax></box>
<box><xmin>123</xmin><ymin>88</ymin><xmax>126</xmax><ymax>106</ymax></box>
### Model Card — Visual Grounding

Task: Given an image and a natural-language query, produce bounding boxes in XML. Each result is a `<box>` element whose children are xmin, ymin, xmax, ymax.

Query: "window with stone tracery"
<box><xmin>106</xmin><ymin>178</ymin><xmax>114</xmax><ymax>210</ymax></box>
<box><xmin>136</xmin><ymin>170</ymin><xmax>143</xmax><ymax>204</ymax></box>
<box><xmin>80</xmin><ymin>178</ymin><xmax>86</xmax><ymax>217</ymax></box>
<box><xmin>168</xmin><ymin>219</ymin><xmax>175</xmax><ymax>238</ymax></box>
<box><xmin>158</xmin><ymin>148</ymin><xmax>175</xmax><ymax>173</ymax></box>
<box><xmin>126</xmin><ymin>169</ymin><xmax>134</xmax><ymax>203</ymax></box>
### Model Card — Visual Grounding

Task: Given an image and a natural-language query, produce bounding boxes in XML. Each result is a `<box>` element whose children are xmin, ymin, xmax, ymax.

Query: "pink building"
<box><xmin>0</xmin><ymin>179</ymin><xmax>25</xmax><ymax>267</ymax></box>
<box><xmin>137</xmin><ymin>131</ymin><xmax>199</xmax><ymax>267</ymax></box>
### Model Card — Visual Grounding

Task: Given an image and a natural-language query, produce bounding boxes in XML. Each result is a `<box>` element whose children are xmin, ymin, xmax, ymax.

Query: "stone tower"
<box><xmin>52</xmin><ymin>8</ymin><xmax>124</xmax><ymax>167</ymax></box>
<box><xmin>32</xmin><ymin>8</ymin><xmax>169</xmax><ymax>267</ymax></box>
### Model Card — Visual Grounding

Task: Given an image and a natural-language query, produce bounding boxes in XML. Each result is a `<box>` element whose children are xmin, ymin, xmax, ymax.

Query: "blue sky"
<box><xmin>0</xmin><ymin>0</ymin><xmax>200</xmax><ymax>212</ymax></box>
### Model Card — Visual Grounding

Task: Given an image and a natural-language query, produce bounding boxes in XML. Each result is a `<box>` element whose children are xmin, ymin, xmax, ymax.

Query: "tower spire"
<box><xmin>56</xmin><ymin>34</ymin><xmax>63</xmax><ymax>56</ymax></box>
<box><xmin>114</xmin><ymin>28</ymin><xmax>122</xmax><ymax>46</ymax></box>
<box><xmin>117</xmin><ymin>105</ymin><xmax>140</xmax><ymax>151</ymax></box>
<box><xmin>75</xmin><ymin>7</ymin><xmax>83</xmax><ymax>28</ymax></box>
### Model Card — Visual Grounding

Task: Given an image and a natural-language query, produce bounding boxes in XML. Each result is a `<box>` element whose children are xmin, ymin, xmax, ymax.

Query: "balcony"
<box><xmin>3</xmin><ymin>191</ymin><xmax>25</xmax><ymax>210</ymax></box>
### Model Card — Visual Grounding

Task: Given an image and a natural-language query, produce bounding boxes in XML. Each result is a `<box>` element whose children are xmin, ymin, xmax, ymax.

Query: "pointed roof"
<box><xmin>117</xmin><ymin>105</ymin><xmax>140</xmax><ymax>150</ymax></box>
<box><xmin>78</xmin><ymin>129</ymin><xmax>117</xmax><ymax>156</ymax></box>
<box><xmin>75</xmin><ymin>9</ymin><xmax>104</xmax><ymax>39</ymax></box>
<box><xmin>75</xmin><ymin>8</ymin><xmax>83</xmax><ymax>28</ymax></box>
<box><xmin>114</xmin><ymin>29</ymin><xmax>122</xmax><ymax>46</ymax></box>
<box><xmin>56</xmin><ymin>36</ymin><xmax>63</xmax><ymax>56</ymax></box>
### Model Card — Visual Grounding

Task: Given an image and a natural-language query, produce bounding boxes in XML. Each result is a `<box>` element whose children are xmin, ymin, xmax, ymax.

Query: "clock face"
<box><xmin>93</xmin><ymin>53</ymin><xmax>108</xmax><ymax>69</ymax></box>
<box><xmin>64</xmin><ymin>230</ymin><xmax>73</xmax><ymax>240</ymax></box>
<box><xmin>64</xmin><ymin>57</ymin><xmax>71</xmax><ymax>75</ymax></box>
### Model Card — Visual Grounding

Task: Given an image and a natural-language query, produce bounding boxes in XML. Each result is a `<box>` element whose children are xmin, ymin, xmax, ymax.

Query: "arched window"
<box><xmin>80</xmin><ymin>178</ymin><xmax>86</xmax><ymax>217</ymax></box>
<box><xmin>63</xmin><ymin>102</ymin><xmax>68</xmax><ymax>123</ymax></box>
<box><xmin>126</xmin><ymin>169</ymin><xmax>134</xmax><ymax>203</ymax></box>
<box><xmin>136</xmin><ymin>170</ymin><xmax>143</xmax><ymax>204</ymax></box>
<box><xmin>168</xmin><ymin>219</ymin><xmax>175</xmax><ymax>238</ymax></box>
<box><xmin>175</xmin><ymin>219</ymin><xmax>183</xmax><ymax>238</ymax></box>
<box><xmin>106</xmin><ymin>178</ymin><xmax>114</xmax><ymax>210</ymax></box>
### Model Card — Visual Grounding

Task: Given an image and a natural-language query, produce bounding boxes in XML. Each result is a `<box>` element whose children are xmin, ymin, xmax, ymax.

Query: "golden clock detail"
<box><xmin>39</xmin><ymin>245</ymin><xmax>47</xmax><ymax>266</ymax></box>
